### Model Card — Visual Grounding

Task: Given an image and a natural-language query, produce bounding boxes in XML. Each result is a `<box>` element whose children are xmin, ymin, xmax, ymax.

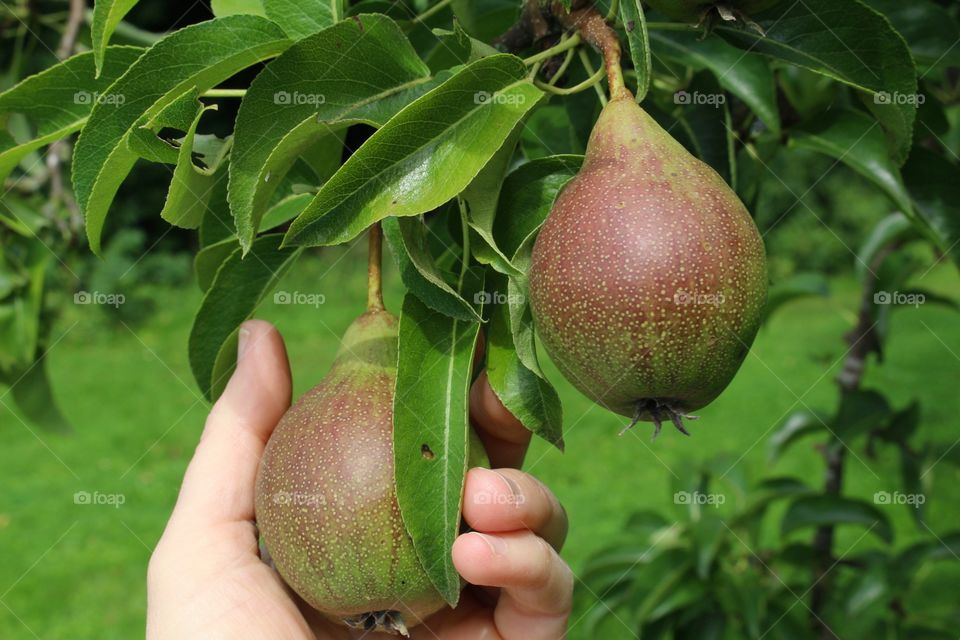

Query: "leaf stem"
<box><xmin>523</xmin><ymin>33</ymin><xmax>582</xmax><ymax>66</ymax></box>
<box><xmin>414</xmin><ymin>0</ymin><xmax>453</xmax><ymax>24</ymax></box>
<box><xmin>367</xmin><ymin>222</ymin><xmax>385</xmax><ymax>312</ymax></box>
<box><xmin>548</xmin><ymin>40</ymin><xmax>577</xmax><ymax>86</ymax></box>
<box><xmin>578</xmin><ymin>48</ymin><xmax>608</xmax><ymax>107</ymax></box>
<box><xmin>534</xmin><ymin>59</ymin><xmax>605</xmax><ymax>96</ymax></box>
<box><xmin>203</xmin><ymin>88</ymin><xmax>247</xmax><ymax>98</ymax></box>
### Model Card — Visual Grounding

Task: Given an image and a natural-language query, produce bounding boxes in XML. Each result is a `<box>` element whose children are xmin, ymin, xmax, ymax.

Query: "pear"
<box><xmin>254</xmin><ymin>310</ymin><xmax>446</xmax><ymax>635</ymax></box>
<box><xmin>527</xmin><ymin>95</ymin><xmax>767</xmax><ymax>436</ymax></box>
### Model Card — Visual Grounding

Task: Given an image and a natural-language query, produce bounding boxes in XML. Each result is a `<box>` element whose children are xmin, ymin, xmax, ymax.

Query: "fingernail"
<box><xmin>489</xmin><ymin>469</ymin><xmax>522</xmax><ymax>508</ymax></box>
<box><xmin>238</xmin><ymin>326</ymin><xmax>252</xmax><ymax>360</ymax></box>
<box><xmin>476</xmin><ymin>533</ymin><xmax>508</xmax><ymax>556</ymax></box>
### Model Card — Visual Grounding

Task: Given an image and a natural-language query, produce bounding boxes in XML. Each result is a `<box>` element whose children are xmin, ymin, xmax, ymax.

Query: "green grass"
<box><xmin>2</xmin><ymin>245</ymin><xmax>959</xmax><ymax>639</ymax></box>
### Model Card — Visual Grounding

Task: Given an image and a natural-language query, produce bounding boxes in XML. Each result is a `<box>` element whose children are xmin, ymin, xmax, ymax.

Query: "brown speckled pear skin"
<box><xmin>254</xmin><ymin>310</ymin><xmax>446</xmax><ymax>629</ymax></box>
<box><xmin>528</xmin><ymin>96</ymin><xmax>767</xmax><ymax>425</ymax></box>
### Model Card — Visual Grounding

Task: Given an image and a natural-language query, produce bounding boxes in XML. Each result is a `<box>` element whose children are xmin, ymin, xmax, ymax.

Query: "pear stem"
<box><xmin>551</xmin><ymin>2</ymin><xmax>631</xmax><ymax>101</ymax></box>
<box><xmin>367</xmin><ymin>222</ymin><xmax>385</xmax><ymax>312</ymax></box>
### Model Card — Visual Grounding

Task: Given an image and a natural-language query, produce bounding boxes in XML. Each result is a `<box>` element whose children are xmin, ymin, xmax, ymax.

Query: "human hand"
<box><xmin>147</xmin><ymin>320</ymin><xmax>571</xmax><ymax>639</ymax></box>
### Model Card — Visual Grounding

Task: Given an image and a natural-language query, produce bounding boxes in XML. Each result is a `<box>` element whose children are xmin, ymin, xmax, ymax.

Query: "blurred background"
<box><xmin>2</xmin><ymin>0</ymin><xmax>959</xmax><ymax>638</ymax></box>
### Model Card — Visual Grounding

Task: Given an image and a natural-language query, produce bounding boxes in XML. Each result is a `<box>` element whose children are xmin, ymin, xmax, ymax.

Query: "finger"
<box><xmin>470</xmin><ymin>371</ymin><xmax>531</xmax><ymax>469</ymax></box>
<box><xmin>170</xmin><ymin>320</ymin><xmax>292</xmax><ymax>529</ymax></box>
<box><xmin>463</xmin><ymin>468</ymin><xmax>568</xmax><ymax>551</ymax></box>
<box><xmin>452</xmin><ymin>531</ymin><xmax>572</xmax><ymax>640</ymax></box>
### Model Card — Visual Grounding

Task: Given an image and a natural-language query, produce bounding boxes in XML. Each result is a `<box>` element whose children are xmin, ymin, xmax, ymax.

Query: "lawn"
<box><xmin>1</xmin><ymin>244</ymin><xmax>958</xmax><ymax>639</ymax></box>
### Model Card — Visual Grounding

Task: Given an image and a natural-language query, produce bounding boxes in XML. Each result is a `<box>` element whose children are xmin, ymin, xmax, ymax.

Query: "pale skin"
<box><xmin>147</xmin><ymin>320</ymin><xmax>573</xmax><ymax>639</ymax></box>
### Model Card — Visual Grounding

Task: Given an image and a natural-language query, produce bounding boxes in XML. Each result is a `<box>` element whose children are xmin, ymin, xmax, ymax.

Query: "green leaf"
<box><xmin>781</xmin><ymin>495</ymin><xmax>893</xmax><ymax>543</ymax></box>
<box><xmin>188</xmin><ymin>233</ymin><xmax>301</xmax><ymax>400</ymax></box>
<box><xmin>901</xmin><ymin>147</ymin><xmax>960</xmax><ymax>268</ymax></box>
<box><xmin>193</xmin><ymin>237</ymin><xmax>239</xmax><ymax>292</ymax></box>
<box><xmin>0</xmin><ymin>47</ymin><xmax>143</xmax><ymax>184</ymax></box>
<box><xmin>382</xmin><ymin>215</ymin><xmax>480</xmax><ymax>322</ymax></box>
<box><xmin>492</xmin><ymin>154</ymin><xmax>582</xmax><ymax>264</ymax></box>
<box><xmin>763</xmin><ymin>272</ymin><xmax>829</xmax><ymax>322</ymax></box>
<box><xmin>7</xmin><ymin>356</ymin><xmax>71</xmax><ymax>433</ymax></box>
<box><xmin>462</xmin><ymin>121</ymin><xmax>527</xmax><ymax>277</ymax></box>
<box><xmin>262</xmin><ymin>0</ymin><xmax>342</xmax><ymax>39</ymax></box>
<box><xmin>261</xmin><ymin>192</ymin><xmax>312</xmax><ymax>231</ymax></box>
<box><xmin>160</xmin><ymin>103</ymin><xmax>232</xmax><ymax>229</ymax></box>
<box><xmin>228</xmin><ymin>14</ymin><xmax>435</xmax><ymax>250</ymax></box>
<box><xmin>862</xmin><ymin>0</ymin><xmax>960</xmax><ymax>76</ymax></box>
<box><xmin>714</xmin><ymin>0</ymin><xmax>917</xmax><ymax>164</ymax></box>
<box><xmin>620</xmin><ymin>0</ymin><xmax>652</xmax><ymax>102</ymax></box>
<box><xmin>211</xmin><ymin>0</ymin><xmax>265</xmax><ymax>16</ymax></box>
<box><xmin>486</xmin><ymin>275</ymin><xmax>564</xmax><ymax>449</ymax></box>
<box><xmin>449</xmin><ymin>0</ymin><xmax>519</xmax><ymax>43</ymax></box>
<box><xmin>91</xmin><ymin>0</ymin><xmax>141</xmax><ymax>76</ymax></box>
<box><xmin>284</xmin><ymin>54</ymin><xmax>544</xmax><ymax>247</ymax></box>
<box><xmin>790</xmin><ymin>110</ymin><xmax>912</xmax><ymax>216</ymax></box>
<box><xmin>856</xmin><ymin>213</ymin><xmax>918</xmax><ymax>282</ymax></box>
<box><xmin>650</xmin><ymin>29</ymin><xmax>780</xmax><ymax>133</ymax></box>
<box><xmin>673</xmin><ymin>72</ymin><xmax>736</xmax><ymax>185</ymax></box>
<box><xmin>426</xmin><ymin>23</ymin><xmax>498</xmax><ymax>73</ymax></box>
<box><xmin>833</xmin><ymin>388</ymin><xmax>892</xmax><ymax>440</ymax></box>
<box><xmin>394</xmin><ymin>280</ymin><xmax>483</xmax><ymax>606</ymax></box>
<box><xmin>73</xmin><ymin>15</ymin><xmax>291</xmax><ymax>253</ymax></box>
<box><xmin>768</xmin><ymin>409</ymin><xmax>827</xmax><ymax>462</ymax></box>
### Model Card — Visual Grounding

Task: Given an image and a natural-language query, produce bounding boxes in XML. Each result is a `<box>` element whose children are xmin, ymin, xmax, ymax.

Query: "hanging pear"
<box><xmin>528</xmin><ymin>94</ymin><xmax>767</xmax><ymax>436</ymax></box>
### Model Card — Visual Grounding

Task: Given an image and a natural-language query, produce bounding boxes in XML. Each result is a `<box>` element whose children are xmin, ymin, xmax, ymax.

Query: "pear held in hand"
<box><xmin>255</xmin><ymin>310</ymin><xmax>446</xmax><ymax>636</ymax></box>
<box><xmin>528</xmin><ymin>94</ymin><xmax>767</xmax><ymax>437</ymax></box>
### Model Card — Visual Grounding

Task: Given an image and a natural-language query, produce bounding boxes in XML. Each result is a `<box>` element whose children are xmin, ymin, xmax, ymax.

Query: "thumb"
<box><xmin>170</xmin><ymin>320</ymin><xmax>292</xmax><ymax>528</ymax></box>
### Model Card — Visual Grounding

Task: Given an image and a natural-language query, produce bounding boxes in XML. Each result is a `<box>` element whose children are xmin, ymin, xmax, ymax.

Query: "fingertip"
<box><xmin>470</xmin><ymin>372</ymin><xmax>526</xmax><ymax>442</ymax></box>
<box><xmin>210</xmin><ymin>320</ymin><xmax>292</xmax><ymax>439</ymax></box>
<box><xmin>452</xmin><ymin>532</ymin><xmax>500</xmax><ymax>581</ymax></box>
